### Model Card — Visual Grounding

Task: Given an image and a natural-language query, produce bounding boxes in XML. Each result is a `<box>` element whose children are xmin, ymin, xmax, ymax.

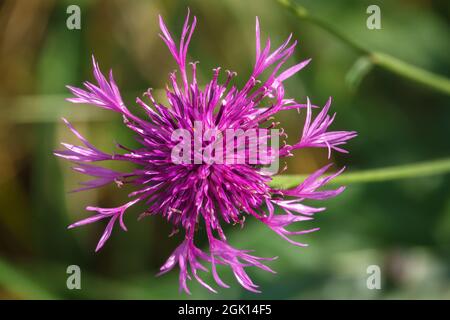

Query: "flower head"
<box><xmin>55</xmin><ymin>10</ymin><xmax>356</xmax><ymax>293</ymax></box>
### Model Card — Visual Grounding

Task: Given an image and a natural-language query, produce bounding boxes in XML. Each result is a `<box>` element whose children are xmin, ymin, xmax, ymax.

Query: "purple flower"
<box><xmin>55</xmin><ymin>10</ymin><xmax>356</xmax><ymax>293</ymax></box>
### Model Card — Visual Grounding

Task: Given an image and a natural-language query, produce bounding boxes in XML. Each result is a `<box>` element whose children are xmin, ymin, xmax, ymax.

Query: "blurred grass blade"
<box><xmin>270</xmin><ymin>158</ymin><xmax>450</xmax><ymax>189</ymax></box>
<box><xmin>0</xmin><ymin>257</ymin><xmax>57</xmax><ymax>299</ymax></box>
<box><xmin>0</xmin><ymin>90</ymin><xmax>166</xmax><ymax>123</ymax></box>
<box><xmin>345</xmin><ymin>56</ymin><xmax>374</xmax><ymax>92</ymax></box>
<box><xmin>278</xmin><ymin>0</ymin><xmax>450</xmax><ymax>95</ymax></box>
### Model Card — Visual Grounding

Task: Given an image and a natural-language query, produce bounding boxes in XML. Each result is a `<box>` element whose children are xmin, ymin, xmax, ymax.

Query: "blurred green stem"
<box><xmin>278</xmin><ymin>0</ymin><xmax>450</xmax><ymax>95</ymax></box>
<box><xmin>270</xmin><ymin>158</ymin><xmax>450</xmax><ymax>189</ymax></box>
<box><xmin>369</xmin><ymin>53</ymin><xmax>450</xmax><ymax>95</ymax></box>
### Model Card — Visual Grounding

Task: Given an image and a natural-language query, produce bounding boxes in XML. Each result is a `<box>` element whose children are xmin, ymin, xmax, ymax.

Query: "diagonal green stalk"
<box><xmin>0</xmin><ymin>256</ymin><xmax>58</xmax><ymax>299</ymax></box>
<box><xmin>270</xmin><ymin>158</ymin><xmax>450</xmax><ymax>189</ymax></box>
<box><xmin>278</xmin><ymin>0</ymin><xmax>450</xmax><ymax>95</ymax></box>
<box><xmin>369</xmin><ymin>52</ymin><xmax>450</xmax><ymax>95</ymax></box>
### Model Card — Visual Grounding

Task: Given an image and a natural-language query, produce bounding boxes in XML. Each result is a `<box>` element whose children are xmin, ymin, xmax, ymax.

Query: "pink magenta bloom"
<box><xmin>55</xmin><ymin>11</ymin><xmax>356</xmax><ymax>294</ymax></box>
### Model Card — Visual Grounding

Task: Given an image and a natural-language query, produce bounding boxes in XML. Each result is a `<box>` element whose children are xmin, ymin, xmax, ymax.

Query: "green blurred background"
<box><xmin>0</xmin><ymin>0</ymin><xmax>449</xmax><ymax>299</ymax></box>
